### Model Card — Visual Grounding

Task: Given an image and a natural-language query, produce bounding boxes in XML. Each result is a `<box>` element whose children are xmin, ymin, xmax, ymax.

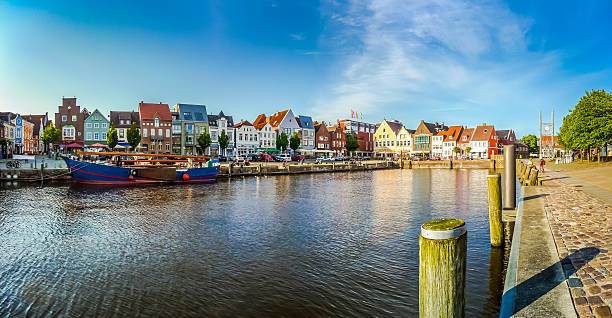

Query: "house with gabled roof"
<box><xmin>172</xmin><ymin>104</ymin><xmax>209</xmax><ymax>155</ymax></box>
<box><xmin>84</xmin><ymin>109</ymin><xmax>110</xmax><ymax>147</ymax></box>
<box><xmin>328</xmin><ymin>124</ymin><xmax>346</xmax><ymax>156</ymax></box>
<box><xmin>296</xmin><ymin>115</ymin><xmax>315</xmax><ymax>152</ymax></box>
<box><xmin>314</xmin><ymin>121</ymin><xmax>331</xmax><ymax>155</ymax></box>
<box><xmin>432</xmin><ymin>130</ymin><xmax>448</xmax><ymax>159</ymax></box>
<box><xmin>374</xmin><ymin>119</ymin><xmax>404</xmax><ymax>158</ymax></box>
<box><xmin>395</xmin><ymin>126</ymin><xmax>414</xmax><ymax>157</ymax></box>
<box><xmin>495</xmin><ymin>129</ymin><xmax>516</xmax><ymax>154</ymax></box>
<box><xmin>457</xmin><ymin>127</ymin><xmax>474</xmax><ymax>158</ymax></box>
<box><xmin>412</xmin><ymin>120</ymin><xmax>448</xmax><ymax>157</ymax></box>
<box><xmin>469</xmin><ymin>123</ymin><xmax>498</xmax><ymax>159</ymax></box>
<box><xmin>22</xmin><ymin>113</ymin><xmax>51</xmax><ymax>154</ymax></box>
<box><xmin>234</xmin><ymin>120</ymin><xmax>258</xmax><ymax>156</ymax></box>
<box><xmin>138</xmin><ymin>101</ymin><xmax>172</xmax><ymax>154</ymax></box>
<box><xmin>207</xmin><ymin>111</ymin><xmax>235</xmax><ymax>156</ymax></box>
<box><xmin>268</xmin><ymin>109</ymin><xmax>301</xmax><ymax>140</ymax></box>
<box><xmin>253</xmin><ymin>113</ymin><xmax>276</xmax><ymax>151</ymax></box>
<box><xmin>442</xmin><ymin>125</ymin><xmax>464</xmax><ymax>159</ymax></box>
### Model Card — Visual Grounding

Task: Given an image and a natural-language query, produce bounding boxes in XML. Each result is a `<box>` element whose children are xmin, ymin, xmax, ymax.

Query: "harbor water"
<box><xmin>0</xmin><ymin>169</ymin><xmax>506</xmax><ymax>317</ymax></box>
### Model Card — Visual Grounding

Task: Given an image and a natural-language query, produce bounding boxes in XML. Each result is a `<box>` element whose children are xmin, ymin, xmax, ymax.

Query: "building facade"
<box><xmin>55</xmin><ymin>97</ymin><xmax>88</xmax><ymax>149</ymax></box>
<box><xmin>374</xmin><ymin>119</ymin><xmax>403</xmax><ymax>158</ymax></box>
<box><xmin>110</xmin><ymin>111</ymin><xmax>140</xmax><ymax>148</ymax></box>
<box><xmin>314</xmin><ymin>122</ymin><xmax>331</xmax><ymax>155</ymax></box>
<box><xmin>412</xmin><ymin>121</ymin><xmax>448</xmax><ymax>157</ymax></box>
<box><xmin>84</xmin><ymin>109</ymin><xmax>110</xmax><ymax>147</ymax></box>
<box><xmin>431</xmin><ymin>131</ymin><xmax>446</xmax><ymax>159</ymax></box>
<box><xmin>172</xmin><ymin>104</ymin><xmax>209</xmax><ymax>155</ymax></box>
<box><xmin>338</xmin><ymin>119</ymin><xmax>377</xmax><ymax>157</ymax></box>
<box><xmin>253</xmin><ymin>114</ymin><xmax>276</xmax><ymax>151</ymax></box>
<box><xmin>22</xmin><ymin>113</ymin><xmax>50</xmax><ymax>153</ymax></box>
<box><xmin>296</xmin><ymin>115</ymin><xmax>315</xmax><ymax>153</ymax></box>
<box><xmin>441</xmin><ymin>126</ymin><xmax>464</xmax><ymax>159</ymax></box>
<box><xmin>328</xmin><ymin>124</ymin><xmax>346</xmax><ymax>156</ymax></box>
<box><xmin>268</xmin><ymin>109</ymin><xmax>301</xmax><ymax>140</ymax></box>
<box><xmin>469</xmin><ymin>124</ymin><xmax>497</xmax><ymax>159</ymax></box>
<box><xmin>208</xmin><ymin>111</ymin><xmax>235</xmax><ymax>156</ymax></box>
<box><xmin>234</xmin><ymin>120</ymin><xmax>259</xmax><ymax>156</ymax></box>
<box><xmin>138</xmin><ymin>102</ymin><xmax>172</xmax><ymax>154</ymax></box>
<box><xmin>496</xmin><ymin>129</ymin><xmax>517</xmax><ymax>154</ymax></box>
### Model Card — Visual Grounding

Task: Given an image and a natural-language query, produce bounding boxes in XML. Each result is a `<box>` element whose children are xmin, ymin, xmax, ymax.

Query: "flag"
<box><xmin>351</xmin><ymin>109</ymin><xmax>354</xmax><ymax>118</ymax></box>
<box><xmin>355</xmin><ymin>112</ymin><xmax>358</xmax><ymax>119</ymax></box>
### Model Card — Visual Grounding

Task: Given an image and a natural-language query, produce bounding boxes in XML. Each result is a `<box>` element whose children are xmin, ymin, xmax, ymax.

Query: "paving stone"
<box><xmin>589</xmin><ymin>286</ymin><xmax>603</xmax><ymax>295</ymax></box>
<box><xmin>593</xmin><ymin>306</ymin><xmax>612</xmax><ymax>318</ymax></box>
<box><xmin>589</xmin><ymin>296</ymin><xmax>605</xmax><ymax>305</ymax></box>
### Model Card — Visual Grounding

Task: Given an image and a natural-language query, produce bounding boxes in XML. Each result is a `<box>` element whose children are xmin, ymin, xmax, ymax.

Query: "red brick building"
<box><xmin>327</xmin><ymin>124</ymin><xmax>346</xmax><ymax>156</ymax></box>
<box><xmin>338</xmin><ymin>119</ymin><xmax>376</xmax><ymax>157</ymax></box>
<box><xmin>314</xmin><ymin>122</ymin><xmax>330</xmax><ymax>154</ymax></box>
<box><xmin>138</xmin><ymin>102</ymin><xmax>172</xmax><ymax>154</ymax></box>
<box><xmin>54</xmin><ymin>97</ymin><xmax>89</xmax><ymax>149</ymax></box>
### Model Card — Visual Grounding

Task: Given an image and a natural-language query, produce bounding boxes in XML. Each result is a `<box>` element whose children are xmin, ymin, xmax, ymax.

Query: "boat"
<box><xmin>62</xmin><ymin>151</ymin><xmax>219</xmax><ymax>184</ymax></box>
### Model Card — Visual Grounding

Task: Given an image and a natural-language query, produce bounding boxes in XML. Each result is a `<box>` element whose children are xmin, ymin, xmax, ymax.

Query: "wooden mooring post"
<box><xmin>487</xmin><ymin>174</ymin><xmax>504</xmax><ymax>247</ymax></box>
<box><xmin>419</xmin><ymin>218</ymin><xmax>467</xmax><ymax>318</ymax></box>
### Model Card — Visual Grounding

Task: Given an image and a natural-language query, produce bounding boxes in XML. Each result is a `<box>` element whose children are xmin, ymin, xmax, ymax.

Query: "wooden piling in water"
<box><xmin>419</xmin><ymin>218</ymin><xmax>467</xmax><ymax>318</ymax></box>
<box><xmin>487</xmin><ymin>174</ymin><xmax>504</xmax><ymax>247</ymax></box>
<box><xmin>528</xmin><ymin>168</ymin><xmax>539</xmax><ymax>186</ymax></box>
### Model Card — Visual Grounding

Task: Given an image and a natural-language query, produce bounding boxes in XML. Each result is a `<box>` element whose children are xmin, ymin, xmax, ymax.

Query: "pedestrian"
<box><xmin>539</xmin><ymin>158</ymin><xmax>545</xmax><ymax>172</ymax></box>
<box><xmin>527</xmin><ymin>158</ymin><xmax>533</xmax><ymax>168</ymax></box>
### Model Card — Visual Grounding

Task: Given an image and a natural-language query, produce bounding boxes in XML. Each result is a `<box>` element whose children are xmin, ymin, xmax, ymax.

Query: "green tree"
<box><xmin>41</xmin><ymin>123</ymin><xmax>61</xmax><ymax>152</ymax></box>
<box><xmin>521</xmin><ymin>134</ymin><xmax>539</xmax><ymax>154</ymax></box>
<box><xmin>126</xmin><ymin>122</ymin><xmax>141</xmax><ymax>152</ymax></box>
<box><xmin>558</xmin><ymin>89</ymin><xmax>612</xmax><ymax>158</ymax></box>
<box><xmin>106</xmin><ymin>122</ymin><xmax>118</xmax><ymax>150</ymax></box>
<box><xmin>466</xmin><ymin>146</ymin><xmax>472</xmax><ymax>158</ymax></box>
<box><xmin>345</xmin><ymin>133</ymin><xmax>359</xmax><ymax>156</ymax></box>
<box><xmin>453</xmin><ymin>146</ymin><xmax>460</xmax><ymax>158</ymax></box>
<box><xmin>218</xmin><ymin>129</ymin><xmax>229</xmax><ymax>156</ymax></box>
<box><xmin>197</xmin><ymin>131</ymin><xmax>211</xmax><ymax>154</ymax></box>
<box><xmin>276</xmin><ymin>131</ymin><xmax>289</xmax><ymax>151</ymax></box>
<box><xmin>289</xmin><ymin>132</ymin><xmax>301</xmax><ymax>152</ymax></box>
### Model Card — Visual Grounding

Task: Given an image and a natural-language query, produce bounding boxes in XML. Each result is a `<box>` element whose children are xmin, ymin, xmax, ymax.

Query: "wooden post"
<box><xmin>487</xmin><ymin>174</ymin><xmax>504</xmax><ymax>247</ymax></box>
<box><xmin>450</xmin><ymin>159</ymin><xmax>453</xmax><ymax>169</ymax></box>
<box><xmin>528</xmin><ymin>168</ymin><xmax>539</xmax><ymax>186</ymax></box>
<box><xmin>419</xmin><ymin>218</ymin><xmax>467</xmax><ymax>318</ymax></box>
<box><xmin>409</xmin><ymin>160</ymin><xmax>412</xmax><ymax>169</ymax></box>
<box><xmin>503</xmin><ymin>145</ymin><xmax>516</xmax><ymax>209</ymax></box>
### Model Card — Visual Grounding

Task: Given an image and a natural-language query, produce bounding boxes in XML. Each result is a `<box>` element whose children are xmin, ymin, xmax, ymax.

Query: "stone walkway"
<box><xmin>542</xmin><ymin>172</ymin><xmax>612</xmax><ymax>318</ymax></box>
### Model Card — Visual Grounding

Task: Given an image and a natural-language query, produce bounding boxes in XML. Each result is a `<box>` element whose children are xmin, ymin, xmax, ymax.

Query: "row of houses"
<box><xmin>1</xmin><ymin>97</ymin><xmax>524</xmax><ymax>159</ymax></box>
<box><xmin>374</xmin><ymin>119</ymin><xmax>527</xmax><ymax>159</ymax></box>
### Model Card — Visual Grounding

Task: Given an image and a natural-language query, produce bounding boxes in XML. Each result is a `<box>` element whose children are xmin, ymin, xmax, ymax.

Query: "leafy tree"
<box><xmin>289</xmin><ymin>132</ymin><xmax>301</xmax><ymax>151</ymax></box>
<box><xmin>197</xmin><ymin>131</ymin><xmax>211</xmax><ymax>154</ymax></box>
<box><xmin>276</xmin><ymin>131</ymin><xmax>289</xmax><ymax>151</ymax></box>
<box><xmin>466</xmin><ymin>146</ymin><xmax>472</xmax><ymax>157</ymax></box>
<box><xmin>345</xmin><ymin>133</ymin><xmax>359</xmax><ymax>156</ymax></box>
<box><xmin>521</xmin><ymin>134</ymin><xmax>539</xmax><ymax>154</ymax></box>
<box><xmin>41</xmin><ymin>123</ymin><xmax>61</xmax><ymax>152</ymax></box>
<box><xmin>453</xmin><ymin>146</ymin><xmax>460</xmax><ymax>158</ymax></box>
<box><xmin>106</xmin><ymin>122</ymin><xmax>118</xmax><ymax>150</ymax></box>
<box><xmin>218</xmin><ymin>129</ymin><xmax>229</xmax><ymax>156</ymax></box>
<box><xmin>558</xmin><ymin>89</ymin><xmax>612</xmax><ymax>156</ymax></box>
<box><xmin>126</xmin><ymin>122</ymin><xmax>141</xmax><ymax>151</ymax></box>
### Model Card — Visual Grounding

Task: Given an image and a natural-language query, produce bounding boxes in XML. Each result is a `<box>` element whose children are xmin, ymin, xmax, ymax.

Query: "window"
<box><xmin>62</xmin><ymin>115</ymin><xmax>67</xmax><ymax>122</ymax></box>
<box><xmin>158</xmin><ymin>129</ymin><xmax>162</xmax><ymax>137</ymax></box>
<box><xmin>155</xmin><ymin>118</ymin><xmax>159</xmax><ymax>127</ymax></box>
<box><xmin>173</xmin><ymin>125</ymin><xmax>181</xmax><ymax>133</ymax></box>
<box><xmin>183</xmin><ymin>112</ymin><xmax>193</xmax><ymax>120</ymax></box>
<box><xmin>101</xmin><ymin>123</ymin><xmax>107</xmax><ymax>129</ymax></box>
<box><xmin>94</xmin><ymin>133</ymin><xmax>99</xmax><ymax>140</ymax></box>
<box><xmin>186</xmin><ymin>124</ymin><xmax>193</xmax><ymax>133</ymax></box>
<box><xmin>166</xmin><ymin>144</ymin><xmax>170</xmax><ymax>151</ymax></box>
<box><xmin>166</xmin><ymin>129</ymin><xmax>170</xmax><ymax>138</ymax></box>
<box><xmin>86</xmin><ymin>123</ymin><xmax>92</xmax><ymax>128</ymax></box>
<box><xmin>119</xmin><ymin>129</ymin><xmax>124</xmax><ymax>138</ymax></box>
<box><xmin>102</xmin><ymin>133</ymin><xmax>106</xmax><ymax>141</ymax></box>
<box><xmin>86</xmin><ymin>132</ymin><xmax>92</xmax><ymax>140</ymax></box>
<box><xmin>72</xmin><ymin>115</ymin><xmax>77</xmax><ymax>121</ymax></box>
<box><xmin>143</xmin><ymin>128</ymin><xmax>148</xmax><ymax>137</ymax></box>
<box><xmin>120</xmin><ymin>120</ymin><xmax>124</xmax><ymax>125</ymax></box>
<box><xmin>94</xmin><ymin>123</ymin><xmax>99</xmax><ymax>128</ymax></box>
<box><xmin>126</xmin><ymin>120</ymin><xmax>130</xmax><ymax>125</ymax></box>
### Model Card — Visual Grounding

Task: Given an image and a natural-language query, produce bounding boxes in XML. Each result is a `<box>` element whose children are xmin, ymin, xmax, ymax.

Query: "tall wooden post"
<box><xmin>487</xmin><ymin>174</ymin><xmax>504</xmax><ymax>247</ymax></box>
<box><xmin>419</xmin><ymin>218</ymin><xmax>467</xmax><ymax>318</ymax></box>
<box><xmin>503</xmin><ymin>145</ymin><xmax>516</xmax><ymax>209</ymax></box>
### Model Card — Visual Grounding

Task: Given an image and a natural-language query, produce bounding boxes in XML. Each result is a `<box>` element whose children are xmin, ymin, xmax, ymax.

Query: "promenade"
<box><xmin>507</xmin><ymin>163</ymin><xmax>612</xmax><ymax>317</ymax></box>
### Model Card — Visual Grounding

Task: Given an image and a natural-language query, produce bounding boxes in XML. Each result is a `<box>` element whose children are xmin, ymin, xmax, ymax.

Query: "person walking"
<box><xmin>539</xmin><ymin>158</ymin><xmax>546</xmax><ymax>172</ymax></box>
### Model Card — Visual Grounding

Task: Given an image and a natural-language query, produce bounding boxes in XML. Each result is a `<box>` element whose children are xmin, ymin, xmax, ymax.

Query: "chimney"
<box><xmin>483</xmin><ymin>123</ymin><xmax>486</xmax><ymax>126</ymax></box>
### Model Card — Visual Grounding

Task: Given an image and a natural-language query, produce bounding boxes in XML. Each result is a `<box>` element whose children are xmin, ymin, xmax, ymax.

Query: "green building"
<box><xmin>172</xmin><ymin>104</ymin><xmax>209</xmax><ymax>155</ymax></box>
<box><xmin>84</xmin><ymin>109</ymin><xmax>110</xmax><ymax>147</ymax></box>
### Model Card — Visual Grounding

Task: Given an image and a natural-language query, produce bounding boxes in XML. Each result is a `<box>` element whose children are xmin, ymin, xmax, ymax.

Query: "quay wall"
<box><xmin>403</xmin><ymin>159</ymin><xmax>504</xmax><ymax>169</ymax></box>
<box><xmin>219</xmin><ymin>161</ymin><xmax>399</xmax><ymax>178</ymax></box>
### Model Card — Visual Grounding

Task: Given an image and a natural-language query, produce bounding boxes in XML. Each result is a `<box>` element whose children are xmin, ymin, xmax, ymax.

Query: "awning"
<box><xmin>256</xmin><ymin>148</ymin><xmax>280</xmax><ymax>152</ymax></box>
<box><xmin>89</xmin><ymin>143</ymin><xmax>108</xmax><ymax>148</ymax></box>
<box><xmin>62</xmin><ymin>141</ymin><xmax>84</xmax><ymax>148</ymax></box>
<box><xmin>118</xmin><ymin>142</ymin><xmax>130</xmax><ymax>147</ymax></box>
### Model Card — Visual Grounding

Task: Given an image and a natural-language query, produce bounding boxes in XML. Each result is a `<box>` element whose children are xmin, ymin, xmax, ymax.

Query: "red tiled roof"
<box><xmin>268</xmin><ymin>110</ymin><xmax>289</xmax><ymax>129</ymax></box>
<box><xmin>444</xmin><ymin>126</ymin><xmax>463</xmax><ymax>142</ymax></box>
<box><xmin>385</xmin><ymin>120</ymin><xmax>403</xmax><ymax>135</ymax></box>
<box><xmin>458</xmin><ymin>128</ymin><xmax>474</xmax><ymax>144</ymax></box>
<box><xmin>471</xmin><ymin>124</ymin><xmax>495</xmax><ymax>141</ymax></box>
<box><xmin>138</xmin><ymin>102</ymin><xmax>171</xmax><ymax>121</ymax></box>
<box><xmin>253</xmin><ymin>114</ymin><xmax>268</xmax><ymax>130</ymax></box>
<box><xmin>234</xmin><ymin>120</ymin><xmax>253</xmax><ymax>128</ymax></box>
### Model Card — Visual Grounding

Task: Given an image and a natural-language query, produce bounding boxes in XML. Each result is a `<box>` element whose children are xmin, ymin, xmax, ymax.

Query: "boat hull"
<box><xmin>63</xmin><ymin>157</ymin><xmax>218</xmax><ymax>184</ymax></box>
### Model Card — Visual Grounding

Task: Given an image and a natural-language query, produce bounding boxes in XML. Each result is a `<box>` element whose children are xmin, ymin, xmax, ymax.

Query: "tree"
<box><xmin>521</xmin><ymin>134</ymin><xmax>539</xmax><ymax>154</ymax></box>
<box><xmin>558</xmin><ymin>89</ymin><xmax>612</xmax><ymax>159</ymax></box>
<box><xmin>345</xmin><ymin>133</ymin><xmax>359</xmax><ymax>156</ymax></box>
<box><xmin>41</xmin><ymin>123</ymin><xmax>61</xmax><ymax>152</ymax></box>
<box><xmin>466</xmin><ymin>146</ymin><xmax>472</xmax><ymax>158</ymax></box>
<box><xmin>197</xmin><ymin>131</ymin><xmax>211</xmax><ymax>154</ymax></box>
<box><xmin>126</xmin><ymin>122</ymin><xmax>141</xmax><ymax>152</ymax></box>
<box><xmin>276</xmin><ymin>131</ymin><xmax>289</xmax><ymax>151</ymax></box>
<box><xmin>218</xmin><ymin>129</ymin><xmax>229</xmax><ymax>156</ymax></box>
<box><xmin>106</xmin><ymin>123</ymin><xmax>118</xmax><ymax>150</ymax></box>
<box><xmin>453</xmin><ymin>146</ymin><xmax>460</xmax><ymax>158</ymax></box>
<box><xmin>289</xmin><ymin>132</ymin><xmax>301</xmax><ymax>152</ymax></box>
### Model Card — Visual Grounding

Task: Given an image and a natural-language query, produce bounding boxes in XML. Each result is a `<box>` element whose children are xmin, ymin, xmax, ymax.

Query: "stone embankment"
<box><xmin>219</xmin><ymin>161</ymin><xmax>398</xmax><ymax>178</ymax></box>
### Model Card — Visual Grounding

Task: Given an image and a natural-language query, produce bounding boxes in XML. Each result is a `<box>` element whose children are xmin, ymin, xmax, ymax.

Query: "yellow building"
<box><xmin>374</xmin><ymin>119</ymin><xmax>409</xmax><ymax>158</ymax></box>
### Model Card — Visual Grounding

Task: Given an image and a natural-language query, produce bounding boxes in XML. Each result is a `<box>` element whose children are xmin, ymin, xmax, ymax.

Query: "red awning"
<box><xmin>62</xmin><ymin>141</ymin><xmax>84</xmax><ymax>148</ymax></box>
<box><xmin>89</xmin><ymin>143</ymin><xmax>108</xmax><ymax>148</ymax></box>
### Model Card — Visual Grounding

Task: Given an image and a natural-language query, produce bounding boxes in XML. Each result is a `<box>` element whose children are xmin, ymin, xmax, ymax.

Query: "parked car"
<box><xmin>260</xmin><ymin>153</ymin><xmax>273</xmax><ymax>162</ymax></box>
<box><xmin>291</xmin><ymin>155</ymin><xmax>305</xmax><ymax>161</ymax></box>
<box><xmin>274</xmin><ymin>154</ymin><xmax>291</xmax><ymax>162</ymax></box>
<box><xmin>316</xmin><ymin>156</ymin><xmax>332</xmax><ymax>161</ymax></box>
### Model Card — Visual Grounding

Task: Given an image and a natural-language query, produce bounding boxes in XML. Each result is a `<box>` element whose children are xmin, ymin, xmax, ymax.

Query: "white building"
<box><xmin>431</xmin><ymin>132</ymin><xmax>445</xmax><ymax>159</ymax></box>
<box><xmin>234</xmin><ymin>120</ymin><xmax>259</xmax><ymax>156</ymax></box>
<box><xmin>253</xmin><ymin>114</ymin><xmax>276</xmax><ymax>150</ymax></box>
<box><xmin>442</xmin><ymin>126</ymin><xmax>464</xmax><ymax>159</ymax></box>
<box><xmin>207</xmin><ymin>111</ymin><xmax>235</xmax><ymax>156</ymax></box>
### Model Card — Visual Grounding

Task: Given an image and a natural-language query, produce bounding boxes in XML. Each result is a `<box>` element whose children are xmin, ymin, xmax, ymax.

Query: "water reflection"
<box><xmin>1</xmin><ymin>169</ymin><xmax>503</xmax><ymax>317</ymax></box>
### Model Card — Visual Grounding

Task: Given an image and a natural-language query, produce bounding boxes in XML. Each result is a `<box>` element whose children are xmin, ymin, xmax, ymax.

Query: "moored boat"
<box><xmin>62</xmin><ymin>152</ymin><xmax>219</xmax><ymax>184</ymax></box>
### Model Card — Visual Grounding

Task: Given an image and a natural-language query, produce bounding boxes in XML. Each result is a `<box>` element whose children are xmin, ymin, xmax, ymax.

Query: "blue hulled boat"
<box><xmin>63</xmin><ymin>153</ymin><xmax>219</xmax><ymax>184</ymax></box>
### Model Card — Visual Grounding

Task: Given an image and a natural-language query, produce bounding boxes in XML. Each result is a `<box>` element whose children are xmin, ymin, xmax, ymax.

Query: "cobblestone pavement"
<box><xmin>543</xmin><ymin>176</ymin><xmax>612</xmax><ymax>318</ymax></box>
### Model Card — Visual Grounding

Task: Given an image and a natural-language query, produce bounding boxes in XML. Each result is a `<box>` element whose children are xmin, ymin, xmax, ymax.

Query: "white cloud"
<box><xmin>290</xmin><ymin>33</ymin><xmax>305</xmax><ymax>41</ymax></box>
<box><xmin>312</xmin><ymin>0</ymin><xmax>594</xmax><ymax>131</ymax></box>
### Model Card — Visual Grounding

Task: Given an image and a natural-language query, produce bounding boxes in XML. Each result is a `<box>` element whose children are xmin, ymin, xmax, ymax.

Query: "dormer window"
<box><xmin>484</xmin><ymin>129</ymin><xmax>487</xmax><ymax>133</ymax></box>
<box><xmin>155</xmin><ymin>118</ymin><xmax>159</xmax><ymax>127</ymax></box>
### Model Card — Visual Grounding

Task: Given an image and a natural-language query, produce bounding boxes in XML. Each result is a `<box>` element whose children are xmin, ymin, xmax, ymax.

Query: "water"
<box><xmin>0</xmin><ymin>169</ymin><xmax>506</xmax><ymax>317</ymax></box>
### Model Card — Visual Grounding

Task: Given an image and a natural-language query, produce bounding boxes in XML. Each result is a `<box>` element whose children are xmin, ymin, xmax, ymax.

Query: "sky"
<box><xmin>1</xmin><ymin>0</ymin><xmax>612</xmax><ymax>136</ymax></box>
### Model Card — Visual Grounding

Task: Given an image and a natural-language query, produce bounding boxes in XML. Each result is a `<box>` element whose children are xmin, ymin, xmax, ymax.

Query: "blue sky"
<box><xmin>1</xmin><ymin>0</ymin><xmax>611</xmax><ymax>136</ymax></box>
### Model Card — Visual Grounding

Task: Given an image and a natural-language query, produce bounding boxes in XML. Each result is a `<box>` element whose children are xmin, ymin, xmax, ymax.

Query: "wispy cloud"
<box><xmin>312</xmin><ymin>0</ymin><xmax>600</xmax><ymax>132</ymax></box>
<box><xmin>290</xmin><ymin>33</ymin><xmax>305</xmax><ymax>41</ymax></box>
